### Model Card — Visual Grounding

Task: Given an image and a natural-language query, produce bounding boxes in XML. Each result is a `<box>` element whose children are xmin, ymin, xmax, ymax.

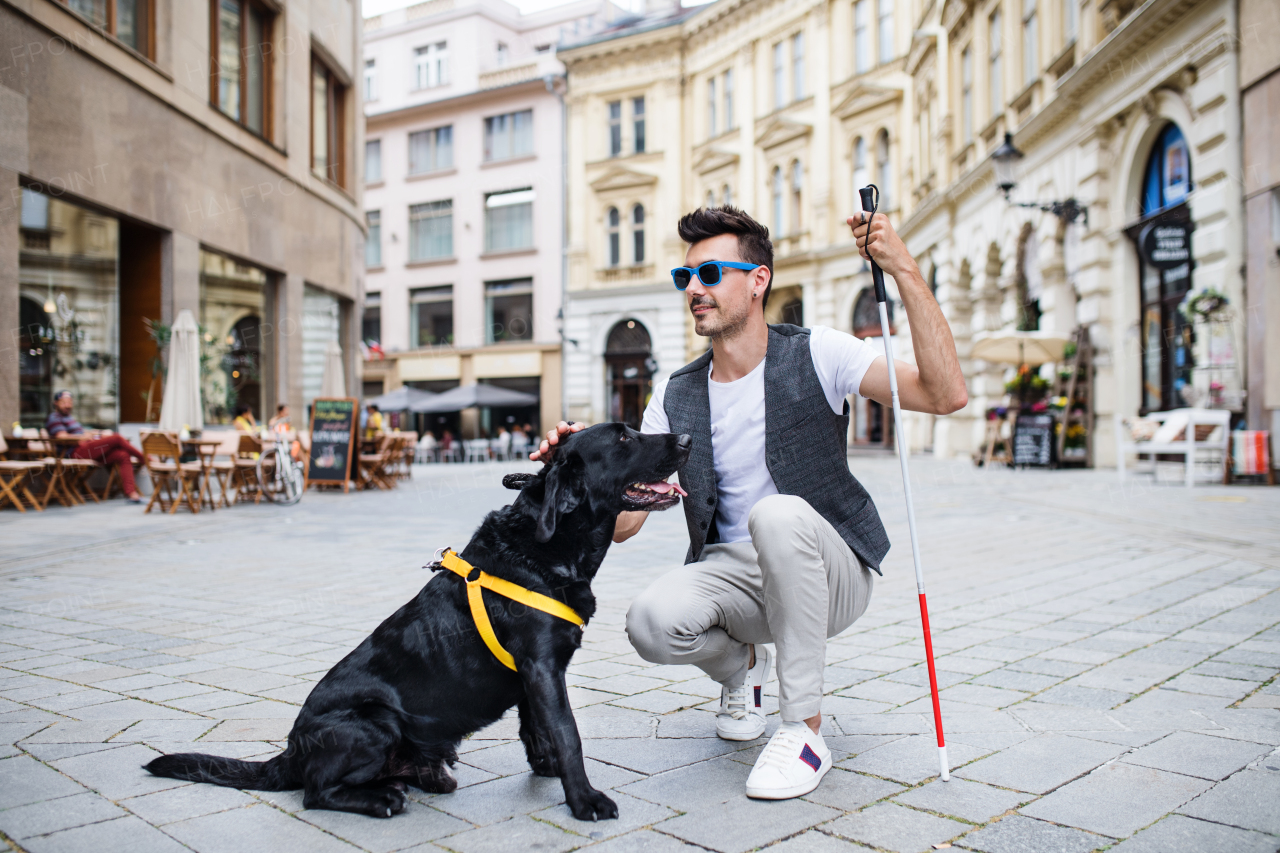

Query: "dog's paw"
<box><xmin>568</xmin><ymin>789</ymin><xmax>618</xmax><ymax>822</ymax></box>
<box><xmin>371</xmin><ymin>788</ymin><xmax>407</xmax><ymax>819</ymax></box>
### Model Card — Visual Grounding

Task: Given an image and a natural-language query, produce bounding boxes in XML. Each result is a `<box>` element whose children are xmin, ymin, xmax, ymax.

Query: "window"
<box><xmin>410</xmin><ymin>286</ymin><xmax>453</xmax><ymax>347</ymax></box>
<box><xmin>365</xmin><ymin>210</ymin><xmax>382</xmax><ymax>268</ymax></box>
<box><xmin>708</xmin><ymin>77</ymin><xmax>717</xmax><ymax>138</ymax></box>
<box><xmin>409</xmin><ymin>126</ymin><xmax>452</xmax><ymax>174</ymax></box>
<box><xmin>608</xmin><ymin>100</ymin><xmax>622</xmax><ymax>157</ymax></box>
<box><xmin>1063</xmin><ymin>0</ymin><xmax>1077</xmax><ymax>42</ymax></box>
<box><xmin>409</xmin><ymin>200</ymin><xmax>452</xmax><ymax>260</ymax></box>
<box><xmin>364</xmin><ymin>58</ymin><xmax>377</xmax><ymax>102</ymax></box>
<box><xmin>212</xmin><ymin>0</ymin><xmax>271</xmax><ymax>134</ymax></box>
<box><xmin>362</xmin><ymin>292</ymin><xmax>381</xmax><ymax>346</ymax></box>
<box><xmin>706</xmin><ymin>189</ymin><xmax>716</xmax><ymax>208</ymax></box>
<box><xmin>853</xmin><ymin>137</ymin><xmax>868</xmax><ymax>201</ymax></box>
<box><xmin>633</xmin><ymin>97</ymin><xmax>646</xmax><ymax>154</ymax></box>
<box><xmin>961</xmin><ymin>47</ymin><xmax>973</xmax><ymax>142</ymax></box>
<box><xmin>876</xmin><ymin>130</ymin><xmax>891</xmax><ymax>209</ymax></box>
<box><xmin>878</xmin><ymin>0</ymin><xmax>894</xmax><ymax>64</ymax></box>
<box><xmin>413</xmin><ymin>42</ymin><xmax>449</xmax><ymax>89</ymax></box>
<box><xmin>989</xmin><ymin>11</ymin><xmax>1002</xmax><ymax>117</ymax></box>
<box><xmin>773</xmin><ymin>41</ymin><xmax>786</xmax><ymax>109</ymax></box>
<box><xmin>792</xmin><ymin>32</ymin><xmax>805</xmax><ymax>100</ymax></box>
<box><xmin>486</xmin><ymin>280</ymin><xmax>533</xmax><ymax>343</ymax></box>
<box><xmin>365</xmin><ymin>139</ymin><xmax>382</xmax><ymax>183</ymax></box>
<box><xmin>484</xmin><ymin>110</ymin><xmax>533</xmax><ymax>161</ymax></box>
<box><xmin>496</xmin><ymin>41</ymin><xmax>509</xmax><ymax>66</ymax></box>
<box><xmin>790</xmin><ymin>161</ymin><xmax>803</xmax><ymax>234</ymax></box>
<box><xmin>607</xmin><ymin>207</ymin><xmax>620</xmax><ymax>266</ymax></box>
<box><xmin>854</xmin><ymin>0</ymin><xmax>871</xmax><ymax>74</ymax></box>
<box><xmin>66</xmin><ymin>0</ymin><xmax>150</xmax><ymax>55</ymax></box>
<box><xmin>485</xmin><ymin>188</ymin><xmax>534</xmax><ymax>253</ymax></box>
<box><xmin>311</xmin><ymin>55</ymin><xmax>346</xmax><ymax>186</ymax></box>
<box><xmin>771</xmin><ymin>167</ymin><xmax>784</xmax><ymax>236</ymax></box>
<box><xmin>632</xmin><ymin>204</ymin><xmax>645</xmax><ymax>263</ymax></box>
<box><xmin>1022</xmin><ymin>0</ymin><xmax>1037</xmax><ymax>86</ymax></box>
<box><xmin>723</xmin><ymin>184</ymin><xmax>733</xmax><ymax>207</ymax></box>
<box><xmin>724</xmin><ymin>69</ymin><xmax>734</xmax><ymax>130</ymax></box>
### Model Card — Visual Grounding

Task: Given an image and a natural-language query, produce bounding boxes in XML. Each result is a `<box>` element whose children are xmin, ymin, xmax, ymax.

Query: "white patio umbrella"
<box><xmin>158</xmin><ymin>309</ymin><xmax>203</xmax><ymax>431</ymax></box>
<box><xmin>320</xmin><ymin>341</ymin><xmax>346</xmax><ymax>397</ymax></box>
<box><xmin>970</xmin><ymin>330</ymin><xmax>1071</xmax><ymax>367</ymax></box>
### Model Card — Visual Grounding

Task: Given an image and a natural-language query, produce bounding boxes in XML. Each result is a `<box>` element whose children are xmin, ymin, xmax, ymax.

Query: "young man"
<box><xmin>45</xmin><ymin>391</ymin><xmax>147</xmax><ymax>503</ymax></box>
<box><xmin>534</xmin><ymin>206</ymin><xmax>966</xmax><ymax>799</ymax></box>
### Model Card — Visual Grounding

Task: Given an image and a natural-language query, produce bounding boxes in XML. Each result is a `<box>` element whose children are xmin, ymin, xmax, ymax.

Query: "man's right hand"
<box><xmin>530</xmin><ymin>421</ymin><xmax>585</xmax><ymax>462</ymax></box>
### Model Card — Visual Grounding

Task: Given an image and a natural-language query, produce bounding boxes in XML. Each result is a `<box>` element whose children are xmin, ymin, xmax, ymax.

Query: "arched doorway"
<box><xmin>1124</xmin><ymin>122</ymin><xmax>1194</xmax><ymax>413</ymax></box>
<box><xmin>606</xmin><ymin>319</ymin><xmax>654</xmax><ymax>429</ymax></box>
<box><xmin>850</xmin><ymin>287</ymin><xmax>893</xmax><ymax>449</ymax></box>
<box><xmin>18</xmin><ymin>296</ymin><xmax>54</xmax><ymax>428</ymax></box>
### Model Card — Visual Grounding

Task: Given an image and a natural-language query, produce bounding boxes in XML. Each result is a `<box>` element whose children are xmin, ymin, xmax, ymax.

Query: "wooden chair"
<box><xmin>204</xmin><ymin>431</ymin><xmax>239</xmax><ymax>508</ymax></box>
<box><xmin>51</xmin><ymin>437</ymin><xmax>104</xmax><ymax>504</ymax></box>
<box><xmin>395</xmin><ymin>431</ymin><xmax>417</xmax><ymax>480</ymax></box>
<box><xmin>0</xmin><ymin>435</ymin><xmax>48</xmax><ymax>512</ymax></box>
<box><xmin>141</xmin><ymin>432</ymin><xmax>203</xmax><ymax>514</ymax></box>
<box><xmin>230</xmin><ymin>434</ymin><xmax>266</xmax><ymax>504</ymax></box>
<box><xmin>358</xmin><ymin>435</ymin><xmax>397</xmax><ymax>490</ymax></box>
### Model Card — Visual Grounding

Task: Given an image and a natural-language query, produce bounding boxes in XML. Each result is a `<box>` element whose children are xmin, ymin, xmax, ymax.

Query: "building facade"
<box><xmin>360</xmin><ymin>0</ymin><xmax>623</xmax><ymax>438</ymax></box>
<box><xmin>2</xmin><ymin>0</ymin><xmax>365</xmax><ymax>430</ymax></box>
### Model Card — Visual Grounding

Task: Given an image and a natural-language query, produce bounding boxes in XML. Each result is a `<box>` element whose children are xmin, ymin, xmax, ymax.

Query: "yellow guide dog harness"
<box><xmin>437</xmin><ymin>549</ymin><xmax>584</xmax><ymax>671</ymax></box>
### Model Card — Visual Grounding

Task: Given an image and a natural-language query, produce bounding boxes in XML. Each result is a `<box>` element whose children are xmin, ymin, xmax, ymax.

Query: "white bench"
<box><xmin>1115</xmin><ymin>408</ymin><xmax>1231</xmax><ymax>488</ymax></box>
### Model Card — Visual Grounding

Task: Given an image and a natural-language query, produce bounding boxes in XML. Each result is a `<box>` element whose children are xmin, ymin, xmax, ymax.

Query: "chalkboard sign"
<box><xmin>1013</xmin><ymin>414</ymin><xmax>1054</xmax><ymax>467</ymax></box>
<box><xmin>307</xmin><ymin>398</ymin><xmax>358</xmax><ymax>491</ymax></box>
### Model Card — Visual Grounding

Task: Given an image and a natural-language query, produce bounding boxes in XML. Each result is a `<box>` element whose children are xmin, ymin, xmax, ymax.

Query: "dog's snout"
<box><xmin>675</xmin><ymin>434</ymin><xmax>692</xmax><ymax>450</ymax></box>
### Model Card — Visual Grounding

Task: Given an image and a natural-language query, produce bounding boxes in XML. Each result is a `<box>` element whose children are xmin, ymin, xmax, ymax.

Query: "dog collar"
<box><xmin>437</xmin><ymin>550</ymin><xmax>584</xmax><ymax>672</ymax></box>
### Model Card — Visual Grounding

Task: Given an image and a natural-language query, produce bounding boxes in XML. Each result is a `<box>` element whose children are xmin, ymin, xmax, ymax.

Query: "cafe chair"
<box><xmin>0</xmin><ymin>435</ymin><xmax>48</xmax><ymax>512</ymax></box>
<box><xmin>230</xmin><ymin>434</ymin><xmax>266</xmax><ymax>504</ymax></box>
<box><xmin>1115</xmin><ymin>408</ymin><xmax>1231</xmax><ymax>488</ymax></box>
<box><xmin>142</xmin><ymin>432</ymin><xmax>203</xmax><ymax>514</ymax></box>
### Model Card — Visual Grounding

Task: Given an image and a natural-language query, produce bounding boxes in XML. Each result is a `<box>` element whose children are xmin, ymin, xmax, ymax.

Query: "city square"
<box><xmin>1</xmin><ymin>458</ymin><xmax>1277</xmax><ymax>852</ymax></box>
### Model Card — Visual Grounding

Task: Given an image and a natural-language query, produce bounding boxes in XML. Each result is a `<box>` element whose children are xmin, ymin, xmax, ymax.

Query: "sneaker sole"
<box><xmin>716</xmin><ymin>722</ymin><xmax>766</xmax><ymax>741</ymax></box>
<box><xmin>744</xmin><ymin>760</ymin><xmax>830</xmax><ymax>800</ymax></box>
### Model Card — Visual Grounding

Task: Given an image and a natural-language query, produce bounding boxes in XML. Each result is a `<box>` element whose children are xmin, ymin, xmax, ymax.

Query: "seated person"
<box><xmin>46</xmin><ymin>391</ymin><xmax>145</xmax><ymax>503</ymax></box>
<box><xmin>232</xmin><ymin>404</ymin><xmax>258</xmax><ymax>433</ymax></box>
<box><xmin>268</xmin><ymin>404</ymin><xmax>290</xmax><ymax>431</ymax></box>
<box><xmin>365</xmin><ymin>404</ymin><xmax>383</xmax><ymax>439</ymax></box>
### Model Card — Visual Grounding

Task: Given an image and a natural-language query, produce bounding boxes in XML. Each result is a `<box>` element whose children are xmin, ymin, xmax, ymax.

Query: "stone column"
<box><xmin>932</xmin><ymin>235</ymin><xmax>977</xmax><ymax>458</ymax></box>
<box><xmin>0</xmin><ymin>167</ymin><xmax>19</xmax><ymax>428</ymax></box>
<box><xmin>1037</xmin><ymin>220</ymin><xmax>1076</xmax><ymax>336</ymax></box>
<box><xmin>162</xmin><ymin>231</ymin><xmax>201</xmax><ymax>323</ymax></box>
<box><xmin>281</xmin><ymin>273</ymin><xmax>306</xmax><ymax>418</ymax></box>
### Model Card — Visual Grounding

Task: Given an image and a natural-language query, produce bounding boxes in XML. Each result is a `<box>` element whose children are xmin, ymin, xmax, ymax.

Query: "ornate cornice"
<box><xmin>832</xmin><ymin>80</ymin><xmax>904</xmax><ymax>119</ymax></box>
<box><xmin>589</xmin><ymin>166</ymin><xmax>659</xmax><ymax>191</ymax></box>
<box><xmin>754</xmin><ymin>115</ymin><xmax>813</xmax><ymax>149</ymax></box>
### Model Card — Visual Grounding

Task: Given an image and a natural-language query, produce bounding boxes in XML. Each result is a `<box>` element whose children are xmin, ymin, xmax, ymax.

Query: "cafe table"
<box><xmin>182</xmin><ymin>437</ymin><xmax>226</xmax><ymax>511</ymax></box>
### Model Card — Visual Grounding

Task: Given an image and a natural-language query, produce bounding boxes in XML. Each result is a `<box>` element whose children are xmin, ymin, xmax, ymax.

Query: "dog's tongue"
<box><xmin>643</xmin><ymin>481</ymin><xmax>688</xmax><ymax>497</ymax></box>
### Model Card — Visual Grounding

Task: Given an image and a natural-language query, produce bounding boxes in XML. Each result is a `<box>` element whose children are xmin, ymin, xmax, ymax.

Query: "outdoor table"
<box><xmin>182</xmin><ymin>438</ymin><xmax>225</xmax><ymax>511</ymax></box>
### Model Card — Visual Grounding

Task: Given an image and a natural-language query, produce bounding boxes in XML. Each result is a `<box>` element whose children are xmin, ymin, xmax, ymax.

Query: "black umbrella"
<box><xmin>366</xmin><ymin>386</ymin><xmax>438</xmax><ymax>411</ymax></box>
<box><xmin>409</xmin><ymin>383</ymin><xmax>539</xmax><ymax>414</ymax></box>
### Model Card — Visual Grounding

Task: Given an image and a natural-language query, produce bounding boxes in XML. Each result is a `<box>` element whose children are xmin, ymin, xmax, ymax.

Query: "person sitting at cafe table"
<box><xmin>268</xmin><ymin>404</ymin><xmax>290</xmax><ymax>430</ymax></box>
<box><xmin>232</xmin><ymin>404</ymin><xmax>258</xmax><ymax>433</ymax></box>
<box><xmin>364</xmin><ymin>404</ymin><xmax>383</xmax><ymax>439</ymax></box>
<box><xmin>45</xmin><ymin>390</ymin><xmax>146</xmax><ymax>503</ymax></box>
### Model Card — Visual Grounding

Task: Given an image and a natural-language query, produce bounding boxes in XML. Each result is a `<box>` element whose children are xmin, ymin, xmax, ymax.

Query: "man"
<box><xmin>534</xmin><ymin>206</ymin><xmax>966</xmax><ymax>800</ymax></box>
<box><xmin>46</xmin><ymin>391</ymin><xmax>147</xmax><ymax>503</ymax></box>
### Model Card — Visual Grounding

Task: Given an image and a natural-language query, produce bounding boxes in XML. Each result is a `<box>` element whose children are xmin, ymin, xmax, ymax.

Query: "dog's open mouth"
<box><xmin>622</xmin><ymin>479</ymin><xmax>687</xmax><ymax>510</ymax></box>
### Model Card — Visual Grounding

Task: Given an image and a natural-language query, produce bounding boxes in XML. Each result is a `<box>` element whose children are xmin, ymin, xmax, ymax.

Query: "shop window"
<box><xmin>486</xmin><ymin>279</ymin><xmax>533</xmax><ymax>343</ymax></box>
<box><xmin>365</xmin><ymin>210</ymin><xmax>381</xmax><ymax>268</ymax></box>
<box><xmin>409</xmin><ymin>125</ymin><xmax>452</xmax><ymax>174</ymax></box>
<box><xmin>363</xmin><ymin>292</ymin><xmax>381</xmax><ymax>347</ymax></box>
<box><xmin>311</xmin><ymin>55</ymin><xmax>347</xmax><ymax>187</ymax></box>
<box><xmin>410</xmin><ymin>286</ymin><xmax>453</xmax><ymax>347</ymax></box>
<box><xmin>484</xmin><ymin>110</ymin><xmax>533</xmax><ymax>162</ymax></box>
<box><xmin>63</xmin><ymin>0</ymin><xmax>152</xmax><ymax>56</ymax></box>
<box><xmin>212</xmin><ymin>0</ymin><xmax>271</xmax><ymax>135</ymax></box>
<box><xmin>200</xmin><ymin>250</ymin><xmax>268</xmax><ymax>424</ymax></box>
<box><xmin>485</xmin><ymin>188</ymin><xmax>534</xmax><ymax>253</ymax></box>
<box><xmin>409</xmin><ymin>200</ymin><xmax>453</xmax><ymax>260</ymax></box>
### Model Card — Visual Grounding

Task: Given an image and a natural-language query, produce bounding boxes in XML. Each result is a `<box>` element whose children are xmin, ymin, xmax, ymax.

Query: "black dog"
<box><xmin>145</xmin><ymin>424</ymin><xmax>690</xmax><ymax>821</ymax></box>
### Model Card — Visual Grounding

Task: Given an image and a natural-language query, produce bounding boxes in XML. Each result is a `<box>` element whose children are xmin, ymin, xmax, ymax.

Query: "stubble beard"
<box><xmin>690</xmin><ymin>295</ymin><xmax>751</xmax><ymax>342</ymax></box>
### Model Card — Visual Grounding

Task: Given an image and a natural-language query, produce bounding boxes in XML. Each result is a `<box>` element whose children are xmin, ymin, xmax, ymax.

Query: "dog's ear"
<box><xmin>535</xmin><ymin>457</ymin><xmax>582</xmax><ymax>542</ymax></box>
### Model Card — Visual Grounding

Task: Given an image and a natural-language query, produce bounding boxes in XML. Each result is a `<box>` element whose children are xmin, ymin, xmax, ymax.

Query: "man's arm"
<box><xmin>612</xmin><ymin>511</ymin><xmax>647</xmax><ymax>543</ymax></box>
<box><xmin>848</xmin><ymin>213</ymin><xmax>968</xmax><ymax>415</ymax></box>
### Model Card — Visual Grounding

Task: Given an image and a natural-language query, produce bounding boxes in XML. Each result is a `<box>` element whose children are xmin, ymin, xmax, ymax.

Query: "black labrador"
<box><xmin>145</xmin><ymin>423</ymin><xmax>690</xmax><ymax>821</ymax></box>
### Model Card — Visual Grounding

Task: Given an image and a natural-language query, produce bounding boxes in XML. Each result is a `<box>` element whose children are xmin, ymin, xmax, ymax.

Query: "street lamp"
<box><xmin>990</xmin><ymin>132</ymin><xmax>1089</xmax><ymax>226</ymax></box>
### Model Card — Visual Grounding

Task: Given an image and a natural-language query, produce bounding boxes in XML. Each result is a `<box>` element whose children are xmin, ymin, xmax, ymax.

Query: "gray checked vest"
<box><xmin>663</xmin><ymin>323</ymin><xmax>890</xmax><ymax>574</ymax></box>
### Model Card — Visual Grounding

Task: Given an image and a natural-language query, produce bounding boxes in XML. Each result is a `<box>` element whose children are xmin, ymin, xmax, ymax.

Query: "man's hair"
<box><xmin>676</xmin><ymin>206</ymin><xmax>775</xmax><ymax>309</ymax></box>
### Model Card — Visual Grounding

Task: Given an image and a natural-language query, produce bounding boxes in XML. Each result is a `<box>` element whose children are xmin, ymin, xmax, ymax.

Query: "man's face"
<box><xmin>683</xmin><ymin>234</ymin><xmax>767</xmax><ymax>338</ymax></box>
<box><xmin>55</xmin><ymin>394</ymin><xmax>73</xmax><ymax>415</ymax></box>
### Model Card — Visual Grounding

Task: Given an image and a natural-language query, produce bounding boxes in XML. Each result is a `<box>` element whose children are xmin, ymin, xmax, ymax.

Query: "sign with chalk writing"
<box><xmin>1140</xmin><ymin>221</ymin><xmax>1191</xmax><ymax>269</ymax></box>
<box><xmin>1013</xmin><ymin>414</ymin><xmax>1054</xmax><ymax>467</ymax></box>
<box><xmin>307</xmin><ymin>398</ymin><xmax>358</xmax><ymax>491</ymax></box>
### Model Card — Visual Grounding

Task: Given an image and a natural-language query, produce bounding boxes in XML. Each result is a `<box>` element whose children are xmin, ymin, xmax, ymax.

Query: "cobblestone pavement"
<box><xmin>1</xmin><ymin>457</ymin><xmax>1278</xmax><ymax>853</ymax></box>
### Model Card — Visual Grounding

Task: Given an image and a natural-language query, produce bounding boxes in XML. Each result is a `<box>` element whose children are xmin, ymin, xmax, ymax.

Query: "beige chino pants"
<box><xmin>625</xmin><ymin>493</ymin><xmax>875</xmax><ymax>721</ymax></box>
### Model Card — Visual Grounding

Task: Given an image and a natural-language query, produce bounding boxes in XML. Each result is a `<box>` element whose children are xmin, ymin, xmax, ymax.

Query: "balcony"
<box><xmin>598</xmin><ymin>264</ymin><xmax>654</xmax><ymax>284</ymax></box>
<box><xmin>477</xmin><ymin>55</ymin><xmax>560</xmax><ymax>91</ymax></box>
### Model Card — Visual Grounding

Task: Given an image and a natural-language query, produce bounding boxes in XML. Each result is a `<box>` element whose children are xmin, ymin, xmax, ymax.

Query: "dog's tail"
<box><xmin>144</xmin><ymin>752</ymin><xmax>299</xmax><ymax>791</ymax></box>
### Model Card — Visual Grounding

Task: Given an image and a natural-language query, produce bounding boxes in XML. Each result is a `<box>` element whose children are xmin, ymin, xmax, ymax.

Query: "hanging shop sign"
<box><xmin>1139</xmin><ymin>221</ymin><xmax>1191</xmax><ymax>269</ymax></box>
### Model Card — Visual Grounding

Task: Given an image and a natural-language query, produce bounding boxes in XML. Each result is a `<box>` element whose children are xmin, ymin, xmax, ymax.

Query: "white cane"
<box><xmin>858</xmin><ymin>185</ymin><xmax>949</xmax><ymax>782</ymax></box>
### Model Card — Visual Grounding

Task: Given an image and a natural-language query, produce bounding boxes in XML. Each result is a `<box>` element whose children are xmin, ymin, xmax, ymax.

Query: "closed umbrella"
<box><xmin>366</xmin><ymin>386</ymin><xmax>438</xmax><ymax>411</ymax></box>
<box><xmin>320</xmin><ymin>341</ymin><xmax>346</xmax><ymax>397</ymax></box>
<box><xmin>158</xmin><ymin>309</ymin><xmax>203</xmax><ymax>431</ymax></box>
<box><xmin>409</xmin><ymin>383</ymin><xmax>539</xmax><ymax>413</ymax></box>
<box><xmin>970</xmin><ymin>330</ymin><xmax>1071</xmax><ymax>366</ymax></box>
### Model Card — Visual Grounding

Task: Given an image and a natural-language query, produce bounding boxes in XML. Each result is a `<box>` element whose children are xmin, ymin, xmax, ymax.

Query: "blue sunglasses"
<box><xmin>670</xmin><ymin>261</ymin><xmax>760</xmax><ymax>290</ymax></box>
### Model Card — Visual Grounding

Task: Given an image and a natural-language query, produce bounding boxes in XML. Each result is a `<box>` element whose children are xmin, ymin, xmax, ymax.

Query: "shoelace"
<box><xmin>721</xmin><ymin>684</ymin><xmax>750</xmax><ymax>720</ymax></box>
<box><xmin>757</xmin><ymin>726</ymin><xmax>808</xmax><ymax>772</ymax></box>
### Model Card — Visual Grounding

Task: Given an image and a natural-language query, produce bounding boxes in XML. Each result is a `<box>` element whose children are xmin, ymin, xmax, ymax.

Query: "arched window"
<box><xmin>606</xmin><ymin>319</ymin><xmax>653</xmax><ymax>429</ymax></box>
<box><xmin>876</xmin><ymin>130</ymin><xmax>891</xmax><ymax>209</ymax></box>
<box><xmin>771</xmin><ymin>166</ymin><xmax>784</xmax><ymax>236</ymax></box>
<box><xmin>1141</xmin><ymin>123</ymin><xmax>1191</xmax><ymax>215</ymax></box>
<box><xmin>1016</xmin><ymin>227</ymin><xmax>1041</xmax><ymax>331</ymax></box>
<box><xmin>632</xmin><ymin>204</ymin><xmax>645</xmax><ymax>264</ymax></box>
<box><xmin>606</xmin><ymin>207</ymin><xmax>620</xmax><ymax>266</ymax></box>
<box><xmin>706</xmin><ymin>189</ymin><xmax>716</xmax><ymax>208</ymax></box>
<box><xmin>852</xmin><ymin>285</ymin><xmax>892</xmax><ymax>337</ymax></box>
<box><xmin>722</xmin><ymin>184</ymin><xmax>732</xmax><ymax>207</ymax></box>
<box><xmin>852</xmin><ymin>137</ymin><xmax>869</xmax><ymax>200</ymax></box>
<box><xmin>790</xmin><ymin>160</ymin><xmax>803</xmax><ymax>234</ymax></box>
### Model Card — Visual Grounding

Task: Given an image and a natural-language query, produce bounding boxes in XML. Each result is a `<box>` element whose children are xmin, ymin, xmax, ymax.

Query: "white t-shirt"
<box><xmin>640</xmin><ymin>325</ymin><xmax>880</xmax><ymax>543</ymax></box>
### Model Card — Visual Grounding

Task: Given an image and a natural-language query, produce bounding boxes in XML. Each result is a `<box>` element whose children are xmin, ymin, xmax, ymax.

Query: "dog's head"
<box><xmin>510</xmin><ymin>424</ymin><xmax>691</xmax><ymax>542</ymax></box>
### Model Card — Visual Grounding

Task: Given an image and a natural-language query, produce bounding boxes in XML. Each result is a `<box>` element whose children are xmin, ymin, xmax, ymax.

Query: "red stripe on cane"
<box><xmin>919</xmin><ymin>592</ymin><xmax>946</xmax><ymax>750</ymax></box>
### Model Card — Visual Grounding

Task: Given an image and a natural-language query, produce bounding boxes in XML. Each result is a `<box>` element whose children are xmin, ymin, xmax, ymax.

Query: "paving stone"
<box><xmin>430</xmin><ymin>764</ymin><xmax>635</xmax><ymax>826</ymax></box>
<box><xmin>20</xmin><ymin>742</ymin><xmax>129</xmax><ymax>762</ymax></box>
<box><xmin>51</xmin><ymin>743</ymin><xmax>184</xmax><ymax>800</ymax></box>
<box><xmin>1118</xmin><ymin>688</ymin><xmax>1233</xmax><ymax>712</ymax></box>
<box><xmin>955</xmin><ymin>815</ymin><xmax>1109</xmax><ymax>853</ymax></box>
<box><xmin>653</xmin><ymin>709</ymin><xmax>721</xmax><ymax>738</ymax></box>
<box><xmin>0</xmin><ymin>790</ymin><xmax>125</xmax><ymax>839</ymax></box>
<box><xmin>801</xmin><ymin>768</ymin><xmax>905</xmax><ymax>810</ymax></box>
<box><xmin>21</xmin><ymin>814</ymin><xmax>192</xmax><ymax>853</ymax></box>
<box><xmin>607</xmin><ymin>690</ymin><xmax>705</xmax><ymax>714</ymax></box>
<box><xmin>972</xmin><ymin>670</ymin><xmax>1061</xmax><ymax>693</ymax></box>
<box><xmin>1109</xmin><ymin>814</ymin><xmax>1280</xmax><ymax>853</ymax></box>
<box><xmin>824</xmin><ymin>803</ymin><xmax>968</xmax><ymax>853</ymax></box>
<box><xmin>582</xmin><ymin>736</ymin><xmax>742</xmax><ymax>775</ymax></box>
<box><xmin>894</xmin><ymin>778</ymin><xmax>1028</xmax><ymax>823</ymax></box>
<box><xmin>1177</xmin><ymin>768</ymin><xmax>1280</xmax><ymax>834</ymax></box>
<box><xmin>164</xmin><ymin>802</ymin><xmax>362</xmax><ymax>853</ymax></box>
<box><xmin>121</xmin><ymin>783</ymin><xmax>256</xmax><ymax>825</ymax></box>
<box><xmin>954</xmin><ymin>735</ymin><xmax>1126</xmax><ymax>794</ymax></box>
<box><xmin>840</xmin><ymin>679</ymin><xmax>931</xmax><ymax>706</ymax></box>
<box><xmin>20</xmin><ymin>721</ymin><xmax>132</xmax><ymax>743</ymax></box>
<box><xmin>299</xmin><ymin>799</ymin><xmax>472</xmax><ymax>852</ymax></box>
<box><xmin>660</xmin><ymin>796</ymin><xmax>840</xmax><ymax>853</ymax></box>
<box><xmin>581</xmin><ymin>829</ymin><xmax>706</xmax><ymax>853</ymax></box>
<box><xmin>1162</xmin><ymin>673</ymin><xmax>1260</xmax><ymax>699</ymax></box>
<box><xmin>1122</xmin><ymin>731</ymin><xmax>1272</xmax><ymax>780</ymax></box>
<box><xmin>114</xmin><ymin>720</ymin><xmax>219</xmax><ymax>742</ymax></box>
<box><xmin>839</xmin><ymin>735</ymin><xmax>991</xmax><ymax>785</ymax></box>
<box><xmin>535</xmin><ymin>791</ymin><xmax>676</xmax><ymax>840</ymax></box>
<box><xmin>830</xmin><ymin>714</ymin><xmax>929</xmax><ymax>735</ymax></box>
<box><xmin>1034</xmin><ymin>684</ymin><xmax>1131</xmax><ymax>710</ymax></box>
<box><xmin>438</xmin><ymin>814</ymin><xmax>582</xmax><ymax>853</ymax></box>
<box><xmin>0</xmin><ymin>754</ymin><xmax>88</xmax><ymax>809</ymax></box>
<box><xmin>1021</xmin><ymin>762</ymin><xmax>1211</xmax><ymax>838</ymax></box>
<box><xmin>617</xmin><ymin>756</ymin><xmax>750</xmax><ymax>810</ymax></box>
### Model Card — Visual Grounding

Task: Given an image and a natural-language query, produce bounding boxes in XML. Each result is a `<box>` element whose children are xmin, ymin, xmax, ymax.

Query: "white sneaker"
<box><xmin>744</xmin><ymin>720</ymin><xmax>832</xmax><ymax>800</ymax></box>
<box><xmin>715</xmin><ymin>645</ymin><xmax>771</xmax><ymax>741</ymax></box>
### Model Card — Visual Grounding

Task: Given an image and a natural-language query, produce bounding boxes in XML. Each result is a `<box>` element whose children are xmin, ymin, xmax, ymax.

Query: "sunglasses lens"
<box><xmin>672</xmin><ymin>269</ymin><xmax>692</xmax><ymax>290</ymax></box>
<box><xmin>697</xmin><ymin>263</ymin><xmax>722</xmax><ymax>285</ymax></box>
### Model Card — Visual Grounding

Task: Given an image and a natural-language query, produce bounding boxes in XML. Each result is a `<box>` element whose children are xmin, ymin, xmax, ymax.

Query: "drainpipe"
<box><xmin>547</xmin><ymin>73</ymin><xmax>570</xmax><ymax>423</ymax></box>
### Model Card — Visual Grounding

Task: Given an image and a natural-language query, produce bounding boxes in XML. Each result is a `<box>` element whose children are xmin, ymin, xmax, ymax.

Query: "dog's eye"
<box><xmin>619</xmin><ymin>433</ymin><xmax>630</xmax><ymax>442</ymax></box>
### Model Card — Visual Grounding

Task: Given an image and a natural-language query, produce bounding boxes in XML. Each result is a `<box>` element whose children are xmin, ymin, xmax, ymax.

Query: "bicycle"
<box><xmin>257</xmin><ymin>436</ymin><xmax>304</xmax><ymax>505</ymax></box>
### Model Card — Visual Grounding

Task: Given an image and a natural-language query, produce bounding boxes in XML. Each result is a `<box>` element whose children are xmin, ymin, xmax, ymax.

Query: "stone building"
<box><xmin>2</xmin><ymin>0</ymin><xmax>364</xmax><ymax>429</ymax></box>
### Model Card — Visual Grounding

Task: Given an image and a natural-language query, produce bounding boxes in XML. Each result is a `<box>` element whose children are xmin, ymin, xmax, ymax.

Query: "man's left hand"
<box><xmin>847</xmin><ymin>212</ymin><xmax>915</xmax><ymax>281</ymax></box>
